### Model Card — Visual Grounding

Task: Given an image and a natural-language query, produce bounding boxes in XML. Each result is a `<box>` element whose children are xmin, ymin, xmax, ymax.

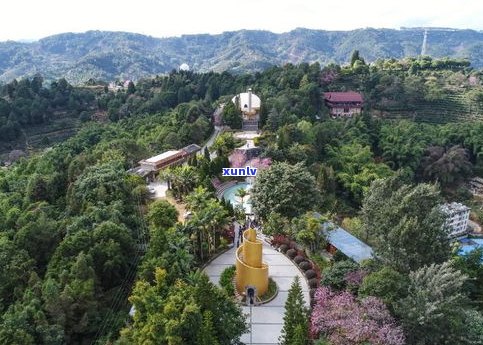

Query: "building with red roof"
<box><xmin>323</xmin><ymin>91</ymin><xmax>363</xmax><ymax>118</ymax></box>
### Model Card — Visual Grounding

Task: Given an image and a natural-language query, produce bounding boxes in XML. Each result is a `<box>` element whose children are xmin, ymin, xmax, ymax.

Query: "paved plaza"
<box><xmin>203</xmin><ymin>226</ymin><xmax>310</xmax><ymax>345</ymax></box>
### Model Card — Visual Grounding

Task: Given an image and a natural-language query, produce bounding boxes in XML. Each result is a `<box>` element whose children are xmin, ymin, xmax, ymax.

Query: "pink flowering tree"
<box><xmin>246</xmin><ymin>157</ymin><xmax>272</xmax><ymax>171</ymax></box>
<box><xmin>320</xmin><ymin>68</ymin><xmax>339</xmax><ymax>85</ymax></box>
<box><xmin>344</xmin><ymin>269</ymin><xmax>368</xmax><ymax>293</ymax></box>
<box><xmin>229</xmin><ymin>150</ymin><xmax>247</xmax><ymax>168</ymax></box>
<box><xmin>310</xmin><ymin>287</ymin><xmax>405</xmax><ymax>345</ymax></box>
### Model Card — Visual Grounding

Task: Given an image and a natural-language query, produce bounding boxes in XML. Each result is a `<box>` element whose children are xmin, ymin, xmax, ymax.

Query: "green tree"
<box><xmin>211</xmin><ymin>132</ymin><xmax>237</xmax><ymax>157</ymax></box>
<box><xmin>292</xmin><ymin>212</ymin><xmax>327</xmax><ymax>253</ymax></box>
<box><xmin>359</xmin><ymin>266</ymin><xmax>409</xmax><ymax>311</ymax></box>
<box><xmin>147</xmin><ymin>199</ymin><xmax>179</xmax><ymax>230</ymax></box>
<box><xmin>361</xmin><ymin>174</ymin><xmax>451</xmax><ymax>272</ymax></box>
<box><xmin>203</xmin><ymin>147</ymin><xmax>210</xmax><ymax>161</ymax></box>
<box><xmin>120</xmin><ymin>269</ymin><xmax>246</xmax><ymax>345</ymax></box>
<box><xmin>50</xmin><ymin>252</ymin><xmax>99</xmax><ymax>344</ymax></box>
<box><xmin>0</xmin><ymin>275</ymin><xmax>64</xmax><ymax>345</ymax></box>
<box><xmin>419</xmin><ymin>145</ymin><xmax>473</xmax><ymax>187</ymax></box>
<box><xmin>328</xmin><ymin>142</ymin><xmax>392</xmax><ymax>204</ymax></box>
<box><xmin>67</xmin><ymin>161</ymin><xmax>132</xmax><ymax>213</ymax></box>
<box><xmin>185</xmin><ymin>186</ymin><xmax>212</xmax><ymax>212</ymax></box>
<box><xmin>263</xmin><ymin>212</ymin><xmax>290</xmax><ymax>236</ymax></box>
<box><xmin>127</xmin><ymin>81</ymin><xmax>136</xmax><ymax>94</ymax></box>
<box><xmin>0</xmin><ymin>234</ymin><xmax>34</xmax><ymax>312</ymax></box>
<box><xmin>25</xmin><ymin>173</ymin><xmax>49</xmax><ymax>203</ymax></box>
<box><xmin>279</xmin><ymin>276</ymin><xmax>309</xmax><ymax>345</ymax></box>
<box><xmin>186</xmin><ymin>186</ymin><xmax>228</xmax><ymax>260</ymax></box>
<box><xmin>379</xmin><ymin>121</ymin><xmax>431</xmax><ymax>171</ymax></box>
<box><xmin>396</xmin><ymin>262</ymin><xmax>471</xmax><ymax>345</ymax></box>
<box><xmin>221</xmin><ymin>100</ymin><xmax>242</xmax><ymax>129</ymax></box>
<box><xmin>14</xmin><ymin>212</ymin><xmax>60</xmax><ymax>271</ymax></box>
<box><xmin>321</xmin><ymin>260</ymin><xmax>359</xmax><ymax>291</ymax></box>
<box><xmin>170</xmin><ymin>165</ymin><xmax>199</xmax><ymax>200</ymax></box>
<box><xmin>251</xmin><ymin>162</ymin><xmax>319</xmax><ymax>220</ymax></box>
<box><xmin>197</xmin><ymin>311</ymin><xmax>220</xmax><ymax>345</ymax></box>
<box><xmin>350</xmin><ymin>50</ymin><xmax>365</xmax><ymax>67</ymax></box>
<box><xmin>452</xmin><ymin>248</ymin><xmax>483</xmax><ymax>310</ymax></box>
<box><xmin>90</xmin><ymin>221</ymin><xmax>135</xmax><ymax>289</ymax></box>
<box><xmin>235</xmin><ymin>187</ymin><xmax>248</xmax><ymax>211</ymax></box>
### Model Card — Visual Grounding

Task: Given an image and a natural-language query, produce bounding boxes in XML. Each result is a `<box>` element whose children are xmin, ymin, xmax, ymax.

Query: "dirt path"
<box><xmin>161</xmin><ymin>195</ymin><xmax>187</xmax><ymax>223</ymax></box>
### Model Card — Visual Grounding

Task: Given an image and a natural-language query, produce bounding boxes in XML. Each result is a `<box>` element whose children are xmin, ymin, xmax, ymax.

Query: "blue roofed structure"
<box><xmin>325</xmin><ymin>226</ymin><xmax>374</xmax><ymax>263</ymax></box>
<box><xmin>312</xmin><ymin>212</ymin><xmax>374</xmax><ymax>263</ymax></box>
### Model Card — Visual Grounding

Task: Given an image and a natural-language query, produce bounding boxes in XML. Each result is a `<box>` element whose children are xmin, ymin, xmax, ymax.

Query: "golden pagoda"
<box><xmin>235</xmin><ymin>228</ymin><xmax>268</xmax><ymax>296</ymax></box>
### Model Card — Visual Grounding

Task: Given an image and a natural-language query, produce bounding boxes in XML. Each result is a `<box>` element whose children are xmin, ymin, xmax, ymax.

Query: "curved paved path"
<box><xmin>203</xmin><ymin>226</ymin><xmax>310</xmax><ymax>345</ymax></box>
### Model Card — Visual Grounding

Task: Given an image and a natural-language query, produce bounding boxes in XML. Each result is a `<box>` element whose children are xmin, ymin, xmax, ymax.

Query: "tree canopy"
<box><xmin>251</xmin><ymin>162</ymin><xmax>319</xmax><ymax>220</ymax></box>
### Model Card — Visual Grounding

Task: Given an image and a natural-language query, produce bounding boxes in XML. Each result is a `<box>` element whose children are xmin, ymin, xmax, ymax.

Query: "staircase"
<box><xmin>242</xmin><ymin>119</ymin><xmax>259</xmax><ymax>131</ymax></box>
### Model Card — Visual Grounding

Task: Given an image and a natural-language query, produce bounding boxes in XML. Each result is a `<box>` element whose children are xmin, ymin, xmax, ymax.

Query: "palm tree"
<box><xmin>169</xmin><ymin>165</ymin><xmax>199</xmax><ymax>200</ymax></box>
<box><xmin>204</xmin><ymin>199</ymin><xmax>229</xmax><ymax>255</ymax></box>
<box><xmin>235</xmin><ymin>188</ymin><xmax>249</xmax><ymax>212</ymax></box>
<box><xmin>159</xmin><ymin>168</ymin><xmax>174</xmax><ymax>190</ymax></box>
<box><xmin>185</xmin><ymin>186</ymin><xmax>211</xmax><ymax>212</ymax></box>
<box><xmin>185</xmin><ymin>188</ymin><xmax>228</xmax><ymax>261</ymax></box>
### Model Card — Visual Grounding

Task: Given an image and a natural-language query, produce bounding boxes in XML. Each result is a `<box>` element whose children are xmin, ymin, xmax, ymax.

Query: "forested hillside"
<box><xmin>0</xmin><ymin>28</ymin><xmax>482</xmax><ymax>84</ymax></box>
<box><xmin>1</xmin><ymin>55</ymin><xmax>482</xmax><ymax>159</ymax></box>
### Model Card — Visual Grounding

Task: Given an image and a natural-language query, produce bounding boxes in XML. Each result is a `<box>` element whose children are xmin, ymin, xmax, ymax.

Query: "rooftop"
<box><xmin>312</xmin><ymin>213</ymin><xmax>374</xmax><ymax>263</ymax></box>
<box><xmin>324</xmin><ymin>91</ymin><xmax>363</xmax><ymax>103</ymax></box>
<box><xmin>144</xmin><ymin>150</ymin><xmax>181</xmax><ymax>163</ymax></box>
<box><xmin>182</xmin><ymin>144</ymin><xmax>201</xmax><ymax>155</ymax></box>
<box><xmin>441</xmin><ymin>202</ymin><xmax>470</xmax><ymax>214</ymax></box>
<box><xmin>325</xmin><ymin>226</ymin><xmax>374</xmax><ymax>263</ymax></box>
<box><xmin>232</xmin><ymin>91</ymin><xmax>261</xmax><ymax>109</ymax></box>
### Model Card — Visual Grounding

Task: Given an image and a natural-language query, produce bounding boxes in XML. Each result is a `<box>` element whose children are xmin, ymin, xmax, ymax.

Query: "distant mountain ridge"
<box><xmin>1</xmin><ymin>28</ymin><xmax>482</xmax><ymax>84</ymax></box>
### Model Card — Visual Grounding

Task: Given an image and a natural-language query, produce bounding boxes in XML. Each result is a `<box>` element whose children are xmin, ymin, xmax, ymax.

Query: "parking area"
<box><xmin>147</xmin><ymin>181</ymin><xmax>168</xmax><ymax>199</ymax></box>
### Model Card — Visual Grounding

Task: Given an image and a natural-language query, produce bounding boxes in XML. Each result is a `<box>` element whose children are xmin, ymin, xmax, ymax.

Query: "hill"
<box><xmin>1</xmin><ymin>28</ymin><xmax>482</xmax><ymax>84</ymax></box>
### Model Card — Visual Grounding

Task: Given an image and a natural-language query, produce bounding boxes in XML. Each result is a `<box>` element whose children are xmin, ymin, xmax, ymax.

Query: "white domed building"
<box><xmin>179</xmin><ymin>63</ymin><xmax>190</xmax><ymax>71</ymax></box>
<box><xmin>231</xmin><ymin>88</ymin><xmax>261</xmax><ymax>123</ymax></box>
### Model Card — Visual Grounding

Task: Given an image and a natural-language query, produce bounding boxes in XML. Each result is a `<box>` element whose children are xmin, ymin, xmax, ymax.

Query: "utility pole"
<box><xmin>421</xmin><ymin>29</ymin><xmax>428</xmax><ymax>56</ymax></box>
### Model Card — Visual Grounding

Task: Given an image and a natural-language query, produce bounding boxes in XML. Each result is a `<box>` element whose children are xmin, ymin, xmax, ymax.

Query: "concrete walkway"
<box><xmin>203</xmin><ymin>225</ymin><xmax>310</xmax><ymax>345</ymax></box>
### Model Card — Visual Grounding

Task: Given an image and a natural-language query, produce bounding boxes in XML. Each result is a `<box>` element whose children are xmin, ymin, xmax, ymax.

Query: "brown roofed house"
<box><xmin>323</xmin><ymin>91</ymin><xmax>363</xmax><ymax>118</ymax></box>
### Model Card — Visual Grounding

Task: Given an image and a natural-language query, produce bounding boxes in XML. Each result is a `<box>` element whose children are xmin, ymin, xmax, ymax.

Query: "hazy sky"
<box><xmin>2</xmin><ymin>0</ymin><xmax>482</xmax><ymax>41</ymax></box>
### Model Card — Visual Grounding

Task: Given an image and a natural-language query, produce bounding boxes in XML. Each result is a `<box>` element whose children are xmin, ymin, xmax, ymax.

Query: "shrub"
<box><xmin>321</xmin><ymin>260</ymin><xmax>358</xmax><ymax>291</ymax></box>
<box><xmin>305</xmin><ymin>269</ymin><xmax>317</xmax><ymax>279</ymax></box>
<box><xmin>294</xmin><ymin>255</ymin><xmax>305</xmax><ymax>264</ymax></box>
<box><xmin>271</xmin><ymin>234</ymin><xmax>289</xmax><ymax>247</ymax></box>
<box><xmin>310</xmin><ymin>253</ymin><xmax>331</xmax><ymax>270</ymax></box>
<box><xmin>299</xmin><ymin>261</ymin><xmax>312</xmax><ymax>271</ymax></box>
<box><xmin>279</xmin><ymin>244</ymin><xmax>289</xmax><ymax>253</ymax></box>
<box><xmin>310</xmin><ymin>288</ymin><xmax>318</xmax><ymax>299</ymax></box>
<box><xmin>286</xmin><ymin>249</ymin><xmax>297</xmax><ymax>259</ymax></box>
<box><xmin>219</xmin><ymin>265</ymin><xmax>236</xmax><ymax>297</ymax></box>
<box><xmin>258</xmin><ymin>278</ymin><xmax>278</xmax><ymax>302</ymax></box>
<box><xmin>309</xmin><ymin>278</ymin><xmax>319</xmax><ymax>288</ymax></box>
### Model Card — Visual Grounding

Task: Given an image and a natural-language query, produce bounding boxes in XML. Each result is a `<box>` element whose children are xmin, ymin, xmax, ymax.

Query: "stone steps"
<box><xmin>242</xmin><ymin>120</ymin><xmax>259</xmax><ymax>131</ymax></box>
